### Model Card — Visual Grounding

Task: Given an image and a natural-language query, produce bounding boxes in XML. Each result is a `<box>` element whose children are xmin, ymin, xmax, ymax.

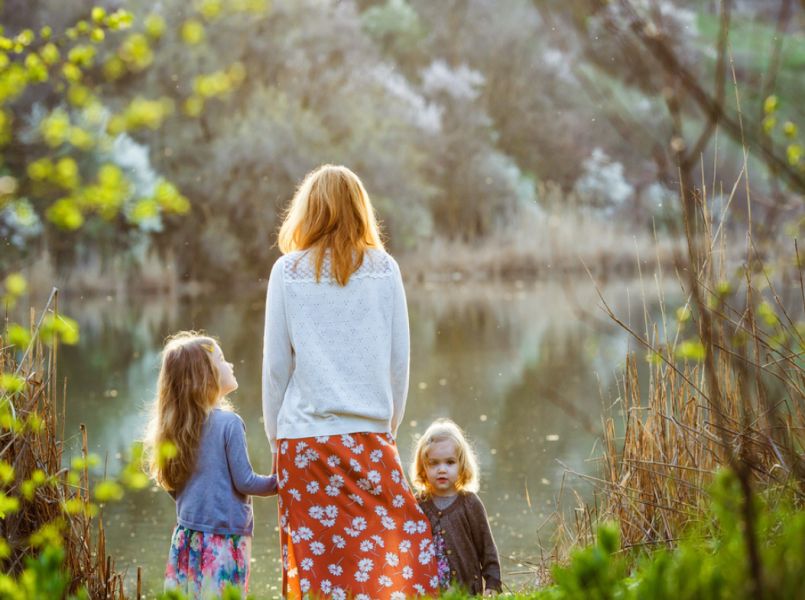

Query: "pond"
<box><xmin>55</xmin><ymin>275</ymin><xmax>670</xmax><ymax>595</ymax></box>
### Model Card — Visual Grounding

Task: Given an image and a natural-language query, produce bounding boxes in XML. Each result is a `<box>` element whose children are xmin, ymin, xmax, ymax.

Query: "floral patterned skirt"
<box><xmin>277</xmin><ymin>432</ymin><xmax>439</xmax><ymax>599</ymax></box>
<box><xmin>164</xmin><ymin>525</ymin><xmax>252</xmax><ymax>599</ymax></box>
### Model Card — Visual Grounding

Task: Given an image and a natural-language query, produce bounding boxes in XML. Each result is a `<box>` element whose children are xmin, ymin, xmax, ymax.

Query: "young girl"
<box><xmin>145</xmin><ymin>331</ymin><xmax>277</xmax><ymax>599</ymax></box>
<box><xmin>411</xmin><ymin>419</ymin><xmax>502</xmax><ymax>595</ymax></box>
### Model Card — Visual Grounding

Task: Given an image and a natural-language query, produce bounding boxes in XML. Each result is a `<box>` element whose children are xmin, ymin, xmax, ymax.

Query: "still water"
<box><xmin>56</xmin><ymin>277</ymin><xmax>668</xmax><ymax>596</ymax></box>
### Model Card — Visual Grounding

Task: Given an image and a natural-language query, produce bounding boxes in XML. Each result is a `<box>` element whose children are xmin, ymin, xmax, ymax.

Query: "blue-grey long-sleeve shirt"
<box><xmin>172</xmin><ymin>408</ymin><xmax>277</xmax><ymax>536</ymax></box>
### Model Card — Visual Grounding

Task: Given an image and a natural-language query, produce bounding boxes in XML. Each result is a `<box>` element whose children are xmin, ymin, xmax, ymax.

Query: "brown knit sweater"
<box><xmin>418</xmin><ymin>492</ymin><xmax>502</xmax><ymax>595</ymax></box>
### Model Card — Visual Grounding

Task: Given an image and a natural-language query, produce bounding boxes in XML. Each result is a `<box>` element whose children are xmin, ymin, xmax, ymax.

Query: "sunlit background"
<box><xmin>2</xmin><ymin>0</ymin><xmax>803</xmax><ymax>595</ymax></box>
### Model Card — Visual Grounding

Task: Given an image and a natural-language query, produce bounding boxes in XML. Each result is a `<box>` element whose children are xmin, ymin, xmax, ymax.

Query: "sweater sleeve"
<box><xmin>262</xmin><ymin>257</ymin><xmax>293</xmax><ymax>453</ymax></box>
<box><xmin>469</xmin><ymin>493</ymin><xmax>503</xmax><ymax>592</ymax></box>
<box><xmin>225</xmin><ymin>415</ymin><xmax>278</xmax><ymax>496</ymax></box>
<box><xmin>388</xmin><ymin>257</ymin><xmax>410</xmax><ymax>438</ymax></box>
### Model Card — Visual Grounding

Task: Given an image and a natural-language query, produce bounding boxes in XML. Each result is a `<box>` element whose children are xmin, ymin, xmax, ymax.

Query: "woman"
<box><xmin>262</xmin><ymin>164</ymin><xmax>438</xmax><ymax>599</ymax></box>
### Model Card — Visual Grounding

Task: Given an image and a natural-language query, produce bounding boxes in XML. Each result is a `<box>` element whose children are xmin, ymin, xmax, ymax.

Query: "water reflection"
<box><xmin>56</xmin><ymin>278</ymin><xmax>671</xmax><ymax>595</ymax></box>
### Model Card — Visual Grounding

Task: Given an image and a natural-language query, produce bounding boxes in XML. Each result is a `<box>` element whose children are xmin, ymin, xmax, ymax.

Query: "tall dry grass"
<box><xmin>550</xmin><ymin>177</ymin><xmax>805</xmax><ymax>595</ymax></box>
<box><xmin>399</xmin><ymin>183</ymin><xmax>684</xmax><ymax>284</ymax></box>
<box><xmin>1</xmin><ymin>290</ymin><xmax>134</xmax><ymax>599</ymax></box>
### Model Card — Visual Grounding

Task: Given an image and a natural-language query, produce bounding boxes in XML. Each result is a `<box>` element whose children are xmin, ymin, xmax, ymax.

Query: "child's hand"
<box><xmin>483</xmin><ymin>589</ymin><xmax>497</xmax><ymax>597</ymax></box>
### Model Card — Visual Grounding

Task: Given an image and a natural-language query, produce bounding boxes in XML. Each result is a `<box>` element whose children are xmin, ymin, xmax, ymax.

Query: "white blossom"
<box><xmin>310</xmin><ymin>541</ymin><xmax>325</xmax><ymax>556</ymax></box>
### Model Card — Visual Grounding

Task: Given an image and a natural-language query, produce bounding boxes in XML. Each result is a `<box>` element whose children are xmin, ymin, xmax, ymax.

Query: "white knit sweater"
<box><xmin>261</xmin><ymin>248</ymin><xmax>410</xmax><ymax>452</ymax></box>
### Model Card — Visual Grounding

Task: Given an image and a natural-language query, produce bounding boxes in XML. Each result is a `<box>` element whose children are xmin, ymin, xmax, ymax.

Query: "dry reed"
<box><xmin>1</xmin><ymin>289</ymin><xmax>133</xmax><ymax>599</ymax></box>
<box><xmin>550</xmin><ymin>182</ymin><xmax>805</xmax><ymax>583</ymax></box>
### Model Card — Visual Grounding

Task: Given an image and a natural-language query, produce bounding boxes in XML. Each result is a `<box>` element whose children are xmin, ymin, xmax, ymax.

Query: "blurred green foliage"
<box><xmin>1</xmin><ymin>1</ymin><xmax>803</xmax><ymax>281</ymax></box>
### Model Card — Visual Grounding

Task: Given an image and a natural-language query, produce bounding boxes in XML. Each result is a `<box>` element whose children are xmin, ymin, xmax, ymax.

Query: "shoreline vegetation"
<box><xmin>19</xmin><ymin>228</ymin><xmax>688</xmax><ymax>299</ymax></box>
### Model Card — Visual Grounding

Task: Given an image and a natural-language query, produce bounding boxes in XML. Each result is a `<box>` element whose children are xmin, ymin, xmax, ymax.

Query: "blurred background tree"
<box><xmin>1</xmin><ymin>0</ymin><xmax>802</xmax><ymax>285</ymax></box>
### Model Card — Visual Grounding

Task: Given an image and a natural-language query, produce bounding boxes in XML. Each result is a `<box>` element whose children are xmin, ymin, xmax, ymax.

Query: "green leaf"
<box><xmin>676</xmin><ymin>340</ymin><xmax>706</xmax><ymax>362</ymax></box>
<box><xmin>94</xmin><ymin>480</ymin><xmax>124</xmax><ymax>503</ymax></box>
<box><xmin>6</xmin><ymin>323</ymin><xmax>31</xmax><ymax>350</ymax></box>
<box><xmin>0</xmin><ymin>373</ymin><xmax>25</xmax><ymax>394</ymax></box>
<box><xmin>758</xmin><ymin>301</ymin><xmax>779</xmax><ymax>327</ymax></box>
<box><xmin>0</xmin><ymin>492</ymin><xmax>19</xmax><ymax>518</ymax></box>
<box><xmin>4</xmin><ymin>272</ymin><xmax>26</xmax><ymax>297</ymax></box>
<box><xmin>0</xmin><ymin>460</ymin><xmax>14</xmax><ymax>484</ymax></box>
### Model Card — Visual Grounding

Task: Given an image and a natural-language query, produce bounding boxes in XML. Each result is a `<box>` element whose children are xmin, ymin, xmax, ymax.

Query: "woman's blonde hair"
<box><xmin>277</xmin><ymin>164</ymin><xmax>384</xmax><ymax>286</ymax></box>
<box><xmin>145</xmin><ymin>331</ymin><xmax>223</xmax><ymax>492</ymax></box>
<box><xmin>410</xmin><ymin>418</ymin><xmax>480</xmax><ymax>495</ymax></box>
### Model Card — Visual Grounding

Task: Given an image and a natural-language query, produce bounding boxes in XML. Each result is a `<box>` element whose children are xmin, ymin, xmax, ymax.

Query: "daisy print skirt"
<box><xmin>276</xmin><ymin>432</ymin><xmax>438</xmax><ymax>599</ymax></box>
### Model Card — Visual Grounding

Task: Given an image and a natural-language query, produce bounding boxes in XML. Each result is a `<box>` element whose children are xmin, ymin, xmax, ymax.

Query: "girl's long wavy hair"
<box><xmin>277</xmin><ymin>164</ymin><xmax>384</xmax><ymax>286</ymax></box>
<box><xmin>145</xmin><ymin>331</ymin><xmax>222</xmax><ymax>493</ymax></box>
<box><xmin>410</xmin><ymin>418</ymin><xmax>480</xmax><ymax>496</ymax></box>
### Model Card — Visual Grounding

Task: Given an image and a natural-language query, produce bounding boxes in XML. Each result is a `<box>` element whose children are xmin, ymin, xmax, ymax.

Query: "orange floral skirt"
<box><xmin>276</xmin><ymin>432</ymin><xmax>438</xmax><ymax>599</ymax></box>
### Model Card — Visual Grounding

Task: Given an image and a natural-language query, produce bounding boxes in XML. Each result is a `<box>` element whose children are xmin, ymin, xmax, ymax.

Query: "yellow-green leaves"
<box><xmin>0</xmin><ymin>461</ymin><xmax>14</xmax><ymax>485</ymax></box>
<box><xmin>4</xmin><ymin>272</ymin><xmax>26</xmax><ymax>297</ymax></box>
<box><xmin>181</xmin><ymin>20</ymin><xmax>206</xmax><ymax>45</ymax></box>
<box><xmin>117</xmin><ymin>33</ymin><xmax>153</xmax><ymax>72</ymax></box>
<box><xmin>29</xmin><ymin>520</ymin><xmax>64</xmax><ymax>548</ymax></box>
<box><xmin>93</xmin><ymin>480</ymin><xmax>124</xmax><ymax>503</ymax></box>
<box><xmin>757</xmin><ymin>301</ymin><xmax>779</xmax><ymax>327</ymax></box>
<box><xmin>199</xmin><ymin>0</ymin><xmax>224</xmax><ymax>21</ymax></box>
<box><xmin>154</xmin><ymin>180</ymin><xmax>190</xmax><ymax>214</ymax></box>
<box><xmin>185</xmin><ymin>64</ymin><xmax>247</xmax><ymax>116</ymax></box>
<box><xmin>121</xmin><ymin>442</ymin><xmax>150</xmax><ymax>490</ymax></box>
<box><xmin>91</xmin><ymin>7</ymin><xmax>106</xmax><ymax>24</ymax></box>
<box><xmin>107</xmin><ymin>96</ymin><xmax>174</xmax><ymax>135</ymax></box>
<box><xmin>46</xmin><ymin>198</ymin><xmax>83</xmax><ymax>230</ymax></box>
<box><xmin>2</xmin><ymin>273</ymin><xmax>27</xmax><ymax>309</ymax></box>
<box><xmin>71</xmin><ymin>454</ymin><xmax>100</xmax><ymax>471</ymax></box>
<box><xmin>0</xmin><ymin>374</ymin><xmax>25</xmax><ymax>394</ymax></box>
<box><xmin>21</xmin><ymin>469</ymin><xmax>48</xmax><ymax>501</ymax></box>
<box><xmin>787</xmin><ymin>144</ymin><xmax>803</xmax><ymax>167</ymax></box>
<box><xmin>144</xmin><ymin>14</ymin><xmax>166</xmax><ymax>40</ymax></box>
<box><xmin>676</xmin><ymin>340</ymin><xmax>706</xmax><ymax>362</ymax></box>
<box><xmin>105</xmin><ymin>9</ymin><xmax>135</xmax><ymax>31</ymax></box>
<box><xmin>40</xmin><ymin>109</ymin><xmax>71</xmax><ymax>147</ymax></box>
<box><xmin>764</xmin><ymin>95</ymin><xmax>778</xmax><ymax>115</ymax></box>
<box><xmin>39</xmin><ymin>42</ymin><xmax>60</xmax><ymax>66</ymax></box>
<box><xmin>39</xmin><ymin>314</ymin><xmax>80</xmax><ymax>346</ymax></box>
<box><xmin>6</xmin><ymin>324</ymin><xmax>31</xmax><ymax>350</ymax></box>
<box><xmin>158</xmin><ymin>440</ymin><xmax>178</xmax><ymax>469</ymax></box>
<box><xmin>0</xmin><ymin>492</ymin><xmax>20</xmax><ymax>518</ymax></box>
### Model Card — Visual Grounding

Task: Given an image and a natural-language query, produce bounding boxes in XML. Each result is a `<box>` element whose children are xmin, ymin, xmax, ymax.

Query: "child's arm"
<box><xmin>226</xmin><ymin>416</ymin><xmax>278</xmax><ymax>497</ymax></box>
<box><xmin>468</xmin><ymin>493</ymin><xmax>503</xmax><ymax>593</ymax></box>
<box><xmin>263</xmin><ymin>258</ymin><xmax>293</xmax><ymax>454</ymax></box>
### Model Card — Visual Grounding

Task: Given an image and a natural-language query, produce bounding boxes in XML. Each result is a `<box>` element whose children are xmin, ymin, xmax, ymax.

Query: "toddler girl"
<box><xmin>145</xmin><ymin>331</ymin><xmax>277</xmax><ymax>599</ymax></box>
<box><xmin>411</xmin><ymin>418</ymin><xmax>502</xmax><ymax>595</ymax></box>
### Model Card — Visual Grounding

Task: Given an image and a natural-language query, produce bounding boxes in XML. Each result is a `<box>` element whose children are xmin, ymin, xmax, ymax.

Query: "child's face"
<box><xmin>424</xmin><ymin>439</ymin><xmax>460</xmax><ymax>497</ymax></box>
<box><xmin>210</xmin><ymin>342</ymin><xmax>238</xmax><ymax>396</ymax></box>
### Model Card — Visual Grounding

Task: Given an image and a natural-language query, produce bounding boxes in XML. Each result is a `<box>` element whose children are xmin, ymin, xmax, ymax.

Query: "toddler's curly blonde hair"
<box><xmin>410</xmin><ymin>418</ymin><xmax>480</xmax><ymax>496</ymax></box>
